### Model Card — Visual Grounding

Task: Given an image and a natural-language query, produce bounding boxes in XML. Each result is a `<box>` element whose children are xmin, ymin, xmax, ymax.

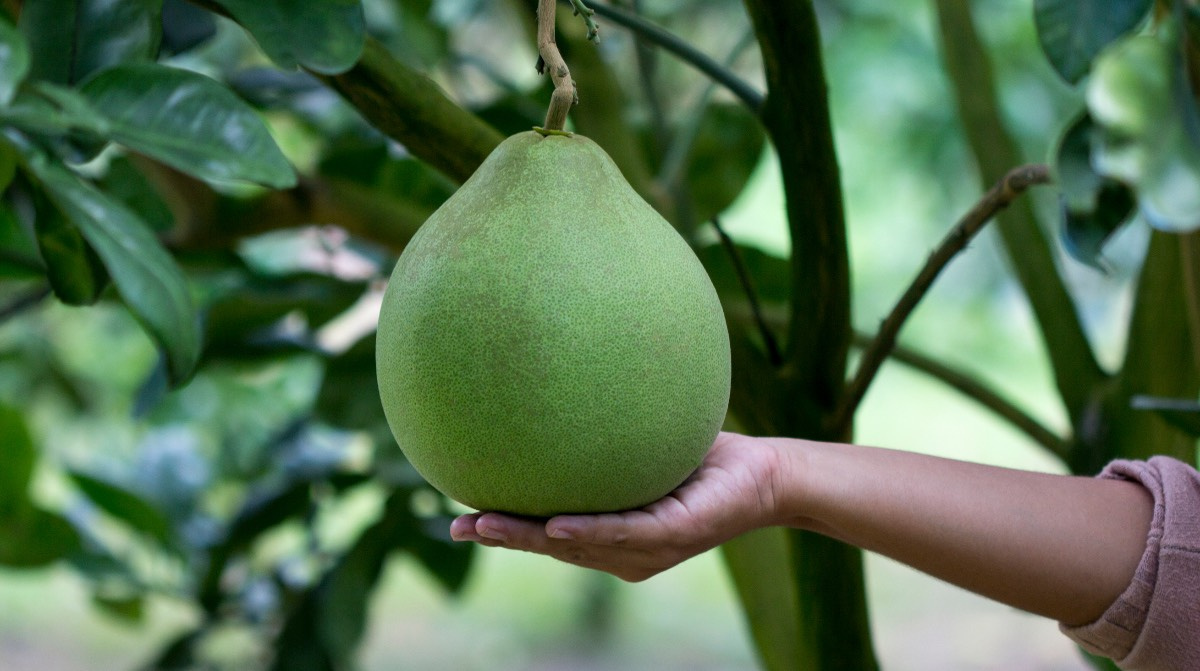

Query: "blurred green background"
<box><xmin>0</xmin><ymin>0</ymin><xmax>1173</xmax><ymax>668</ymax></box>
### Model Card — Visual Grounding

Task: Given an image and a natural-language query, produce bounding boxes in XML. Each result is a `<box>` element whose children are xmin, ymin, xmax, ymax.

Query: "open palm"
<box><xmin>449</xmin><ymin>431</ymin><xmax>786</xmax><ymax>581</ymax></box>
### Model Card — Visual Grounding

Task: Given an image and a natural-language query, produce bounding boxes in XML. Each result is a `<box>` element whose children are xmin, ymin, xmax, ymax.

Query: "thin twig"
<box><xmin>536</xmin><ymin>0</ymin><xmax>577</xmax><ymax>132</ymax></box>
<box><xmin>834</xmin><ymin>163</ymin><xmax>1052</xmax><ymax>432</ymax></box>
<box><xmin>851</xmin><ymin>332</ymin><xmax>1070</xmax><ymax>461</ymax></box>
<box><xmin>712</xmin><ymin>216</ymin><xmax>782</xmax><ymax>366</ymax></box>
<box><xmin>0</xmin><ymin>284</ymin><xmax>51</xmax><ymax>324</ymax></box>
<box><xmin>567</xmin><ymin>0</ymin><xmax>600</xmax><ymax>41</ymax></box>
<box><xmin>588</xmin><ymin>2</ymin><xmax>764</xmax><ymax>115</ymax></box>
<box><xmin>657</xmin><ymin>28</ymin><xmax>757</xmax><ymax>188</ymax></box>
<box><xmin>630</xmin><ymin>0</ymin><xmax>668</xmax><ymax>155</ymax></box>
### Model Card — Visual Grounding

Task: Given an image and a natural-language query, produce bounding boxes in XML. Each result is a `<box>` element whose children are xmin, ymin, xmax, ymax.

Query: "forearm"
<box><xmin>772</xmin><ymin>438</ymin><xmax>1152</xmax><ymax>625</ymax></box>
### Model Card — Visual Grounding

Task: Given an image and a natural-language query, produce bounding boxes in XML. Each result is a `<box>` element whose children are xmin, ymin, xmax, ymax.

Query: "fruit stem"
<box><xmin>536</xmin><ymin>0</ymin><xmax>578</xmax><ymax>132</ymax></box>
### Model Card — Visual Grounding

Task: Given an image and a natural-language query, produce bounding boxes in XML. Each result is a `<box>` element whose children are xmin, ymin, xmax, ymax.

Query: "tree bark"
<box><xmin>726</xmin><ymin>3</ymin><xmax>878</xmax><ymax>670</ymax></box>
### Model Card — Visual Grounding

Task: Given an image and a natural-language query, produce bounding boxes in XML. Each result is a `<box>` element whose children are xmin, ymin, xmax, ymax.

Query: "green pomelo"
<box><xmin>375</xmin><ymin>131</ymin><xmax>730</xmax><ymax>516</ymax></box>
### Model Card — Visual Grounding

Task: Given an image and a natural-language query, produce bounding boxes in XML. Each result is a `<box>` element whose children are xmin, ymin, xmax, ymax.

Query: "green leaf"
<box><xmin>1131</xmin><ymin>396</ymin><xmax>1200</xmax><ymax>437</ymax></box>
<box><xmin>18</xmin><ymin>144</ymin><xmax>201</xmax><ymax>382</ymax></box>
<box><xmin>1053</xmin><ymin>114</ymin><xmax>1136</xmax><ymax>266</ymax></box>
<box><xmin>0</xmin><ymin>507</ymin><xmax>81</xmax><ymax>568</ymax></box>
<box><xmin>0</xmin><ymin>83</ymin><xmax>109</xmax><ymax>144</ymax></box>
<box><xmin>270</xmin><ymin>595</ymin><xmax>336</xmax><ymax>671</ymax></box>
<box><xmin>73</xmin><ymin>0</ymin><xmax>163</xmax><ymax>80</ymax></box>
<box><xmin>404</xmin><ymin>514</ymin><xmax>473</xmax><ymax>593</ymax></box>
<box><xmin>18</xmin><ymin>0</ymin><xmax>163</xmax><ymax>86</ymax></box>
<box><xmin>1056</xmin><ymin>114</ymin><xmax>1106</xmax><ymax>213</ymax></box>
<box><xmin>370</xmin><ymin>0</ymin><xmax>447</xmax><ymax>70</ymax></box>
<box><xmin>32</xmin><ymin>187</ymin><xmax>107</xmax><ymax>305</ymax></box>
<box><xmin>80</xmin><ymin>64</ymin><xmax>295</xmax><ymax>188</ymax></box>
<box><xmin>92</xmin><ymin>591</ymin><xmax>145</xmax><ymax>623</ymax></box>
<box><xmin>217</xmin><ymin>0</ymin><xmax>366</xmax><ymax>75</ymax></box>
<box><xmin>0</xmin><ymin>139</ymin><xmax>16</xmax><ymax>192</ymax></box>
<box><xmin>1088</xmin><ymin>33</ymin><xmax>1200</xmax><ymax>231</ymax></box>
<box><xmin>0</xmin><ymin>404</ymin><xmax>36</xmax><ymax>516</ymax></box>
<box><xmin>202</xmin><ymin>271</ymin><xmax>363</xmax><ymax>360</ymax></box>
<box><xmin>98</xmin><ymin>155</ymin><xmax>174</xmax><ymax>233</ymax></box>
<box><xmin>695</xmin><ymin>241</ymin><xmax>791</xmax><ymax>304</ymax></box>
<box><xmin>144</xmin><ymin>629</ymin><xmax>203</xmax><ymax>671</ymax></box>
<box><xmin>1061</xmin><ymin>182</ymin><xmax>1136</xmax><ymax>269</ymax></box>
<box><xmin>68</xmin><ymin>470</ymin><xmax>174</xmax><ymax>545</ymax></box>
<box><xmin>319</xmin><ymin>517</ymin><xmax>391</xmax><ymax>661</ymax></box>
<box><xmin>225</xmin><ymin>482</ymin><xmax>312</xmax><ymax>549</ymax></box>
<box><xmin>18</xmin><ymin>0</ymin><xmax>74</xmax><ymax>85</ymax></box>
<box><xmin>315</xmin><ymin>334</ymin><xmax>388</xmax><ymax>436</ymax></box>
<box><xmin>0</xmin><ymin>15</ymin><xmax>30</xmax><ymax>105</ymax></box>
<box><xmin>161</xmin><ymin>0</ymin><xmax>216</xmax><ymax>55</ymax></box>
<box><xmin>1034</xmin><ymin>0</ymin><xmax>1152</xmax><ymax>83</ymax></box>
<box><xmin>682</xmin><ymin>104</ymin><xmax>766</xmax><ymax>224</ymax></box>
<box><xmin>0</xmin><ymin>199</ymin><xmax>44</xmax><ymax>277</ymax></box>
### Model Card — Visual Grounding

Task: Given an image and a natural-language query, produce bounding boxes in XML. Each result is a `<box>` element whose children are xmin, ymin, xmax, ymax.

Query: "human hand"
<box><xmin>449</xmin><ymin>431</ymin><xmax>787</xmax><ymax>582</ymax></box>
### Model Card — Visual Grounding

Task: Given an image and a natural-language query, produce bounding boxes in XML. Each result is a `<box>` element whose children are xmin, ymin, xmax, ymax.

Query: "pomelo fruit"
<box><xmin>375</xmin><ymin>130</ymin><xmax>730</xmax><ymax>516</ymax></box>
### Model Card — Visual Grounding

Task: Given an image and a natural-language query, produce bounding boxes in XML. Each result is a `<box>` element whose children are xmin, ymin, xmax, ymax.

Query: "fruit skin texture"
<box><xmin>376</xmin><ymin>131</ymin><xmax>730</xmax><ymax>516</ymax></box>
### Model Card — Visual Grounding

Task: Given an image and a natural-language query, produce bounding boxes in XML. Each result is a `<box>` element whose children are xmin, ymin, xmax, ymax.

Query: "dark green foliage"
<box><xmin>1034</xmin><ymin>0</ymin><xmax>1152</xmax><ymax>83</ymax></box>
<box><xmin>68</xmin><ymin>470</ymin><xmax>177</xmax><ymax>547</ymax></box>
<box><xmin>1036</xmin><ymin>5</ymin><xmax>1200</xmax><ymax>235</ymax></box>
<box><xmin>0</xmin><ymin>1</ymin><xmax>1196</xmax><ymax>670</ymax></box>
<box><xmin>80</xmin><ymin>64</ymin><xmax>296</xmax><ymax>188</ymax></box>
<box><xmin>680</xmin><ymin>103</ymin><xmax>765</xmax><ymax>225</ymax></box>
<box><xmin>30</xmin><ymin>184</ymin><xmax>108</xmax><ymax>305</ymax></box>
<box><xmin>1132</xmin><ymin>396</ymin><xmax>1200</xmax><ymax>437</ymax></box>
<box><xmin>0</xmin><ymin>506</ymin><xmax>81</xmax><ymax>567</ymax></box>
<box><xmin>215</xmin><ymin>0</ymin><xmax>365</xmax><ymax>74</ymax></box>
<box><xmin>20</xmin><ymin>148</ymin><xmax>201</xmax><ymax>382</ymax></box>
<box><xmin>0</xmin><ymin>405</ymin><xmax>82</xmax><ymax>568</ymax></box>
<box><xmin>0</xmin><ymin>404</ymin><xmax>36</xmax><ymax>516</ymax></box>
<box><xmin>18</xmin><ymin>0</ymin><xmax>162</xmax><ymax>86</ymax></box>
<box><xmin>1053</xmin><ymin>114</ymin><xmax>1136</xmax><ymax>267</ymax></box>
<box><xmin>0</xmin><ymin>16</ymin><xmax>29</xmax><ymax>105</ymax></box>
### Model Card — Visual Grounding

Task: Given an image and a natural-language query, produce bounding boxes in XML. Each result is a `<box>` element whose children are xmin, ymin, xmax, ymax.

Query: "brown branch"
<box><xmin>321</xmin><ymin>39</ymin><xmax>503</xmax><ymax>184</ymax></box>
<box><xmin>188</xmin><ymin>0</ymin><xmax>504</xmax><ymax>182</ymax></box>
<box><xmin>536</xmin><ymin>0</ymin><xmax>577</xmax><ymax>132</ymax></box>
<box><xmin>834</xmin><ymin>163</ymin><xmax>1052</xmax><ymax>433</ymax></box>
<box><xmin>137</xmin><ymin>157</ymin><xmax>429</xmax><ymax>253</ymax></box>
<box><xmin>851</xmin><ymin>332</ymin><xmax>1070</xmax><ymax>461</ymax></box>
<box><xmin>934</xmin><ymin>0</ymin><xmax>1106</xmax><ymax>422</ymax></box>
<box><xmin>590</xmin><ymin>1</ymin><xmax>764</xmax><ymax>114</ymax></box>
<box><xmin>712</xmin><ymin>216</ymin><xmax>781</xmax><ymax>366</ymax></box>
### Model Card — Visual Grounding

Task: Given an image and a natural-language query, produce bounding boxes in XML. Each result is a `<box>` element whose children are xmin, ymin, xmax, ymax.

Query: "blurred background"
<box><xmin>0</xmin><ymin>0</ymin><xmax>1167</xmax><ymax>669</ymax></box>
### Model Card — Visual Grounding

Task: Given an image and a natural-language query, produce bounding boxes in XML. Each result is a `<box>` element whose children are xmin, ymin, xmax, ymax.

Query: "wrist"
<box><xmin>761</xmin><ymin>436</ymin><xmax>829</xmax><ymax>531</ymax></box>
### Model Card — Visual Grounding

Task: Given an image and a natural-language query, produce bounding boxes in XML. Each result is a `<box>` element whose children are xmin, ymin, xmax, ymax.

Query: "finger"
<box><xmin>474</xmin><ymin>513</ymin><xmax>678</xmax><ymax>579</ymax></box>
<box><xmin>476</xmin><ymin>512</ymin><xmax>554</xmax><ymax>550</ymax></box>
<box><xmin>548</xmin><ymin>496</ymin><xmax>690</xmax><ymax>548</ymax></box>
<box><xmin>450</xmin><ymin>513</ymin><xmax>484</xmax><ymax>541</ymax></box>
<box><xmin>475</xmin><ymin>513</ymin><xmax>623</xmax><ymax>564</ymax></box>
<box><xmin>546</xmin><ymin>510</ymin><xmax>642</xmax><ymax>545</ymax></box>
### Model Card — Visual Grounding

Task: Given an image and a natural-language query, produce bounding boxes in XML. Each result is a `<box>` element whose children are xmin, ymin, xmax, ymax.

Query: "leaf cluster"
<box><xmin>1037</xmin><ymin>0</ymin><xmax>1200</xmax><ymax>264</ymax></box>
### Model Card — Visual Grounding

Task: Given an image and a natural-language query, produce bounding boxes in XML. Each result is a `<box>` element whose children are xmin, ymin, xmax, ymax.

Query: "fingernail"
<box><xmin>449</xmin><ymin>517</ymin><xmax>476</xmax><ymax>541</ymax></box>
<box><xmin>548</xmin><ymin>527</ymin><xmax>574</xmax><ymax>540</ymax></box>
<box><xmin>478</xmin><ymin>525</ymin><xmax>508</xmax><ymax>542</ymax></box>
